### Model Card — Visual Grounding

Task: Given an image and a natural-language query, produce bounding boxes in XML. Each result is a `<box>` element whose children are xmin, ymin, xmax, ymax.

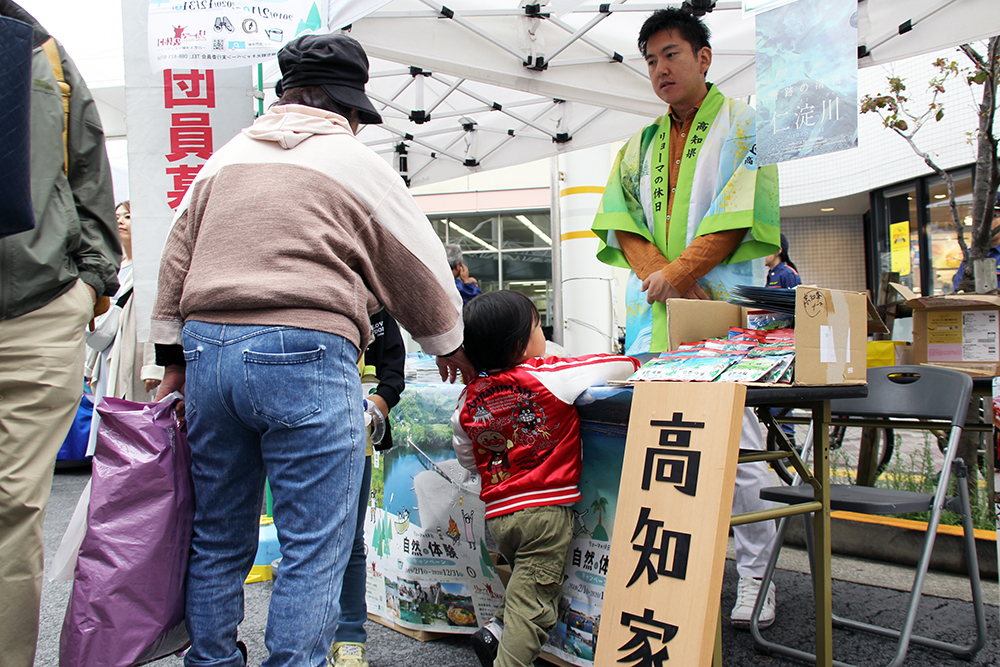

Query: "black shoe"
<box><xmin>237</xmin><ymin>640</ymin><xmax>248</xmax><ymax>665</ymax></box>
<box><xmin>470</xmin><ymin>625</ymin><xmax>499</xmax><ymax>667</ymax></box>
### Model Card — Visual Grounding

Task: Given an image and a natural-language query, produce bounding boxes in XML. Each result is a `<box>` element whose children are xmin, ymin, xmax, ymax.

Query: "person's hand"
<box><xmin>683</xmin><ymin>282</ymin><xmax>711</xmax><ymax>300</ymax></box>
<box><xmin>436</xmin><ymin>347</ymin><xmax>475</xmax><ymax>384</ymax></box>
<box><xmin>641</xmin><ymin>271</ymin><xmax>681</xmax><ymax>303</ymax></box>
<box><xmin>457</xmin><ymin>263</ymin><xmax>471</xmax><ymax>283</ymax></box>
<box><xmin>468</xmin><ymin>276</ymin><xmax>479</xmax><ymax>287</ymax></box>
<box><xmin>144</xmin><ymin>378</ymin><xmax>162</xmax><ymax>394</ymax></box>
<box><xmin>154</xmin><ymin>364</ymin><xmax>186</xmax><ymax>423</ymax></box>
<box><xmin>368</xmin><ymin>393</ymin><xmax>390</xmax><ymax>418</ymax></box>
<box><xmin>642</xmin><ymin>272</ymin><xmax>712</xmax><ymax>303</ymax></box>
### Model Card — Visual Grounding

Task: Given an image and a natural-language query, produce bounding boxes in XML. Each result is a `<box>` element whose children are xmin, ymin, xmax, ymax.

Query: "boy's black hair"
<box><xmin>638</xmin><ymin>8</ymin><xmax>712</xmax><ymax>57</ymax></box>
<box><xmin>463</xmin><ymin>290</ymin><xmax>539</xmax><ymax>374</ymax></box>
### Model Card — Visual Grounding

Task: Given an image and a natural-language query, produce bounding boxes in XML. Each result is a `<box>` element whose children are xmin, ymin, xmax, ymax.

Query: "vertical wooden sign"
<box><xmin>594</xmin><ymin>382</ymin><xmax>745</xmax><ymax>667</ymax></box>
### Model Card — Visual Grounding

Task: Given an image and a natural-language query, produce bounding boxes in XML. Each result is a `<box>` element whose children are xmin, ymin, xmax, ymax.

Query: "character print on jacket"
<box><xmin>476</xmin><ymin>430</ymin><xmax>515</xmax><ymax>484</ymax></box>
<box><xmin>512</xmin><ymin>398</ymin><xmax>550</xmax><ymax>445</ymax></box>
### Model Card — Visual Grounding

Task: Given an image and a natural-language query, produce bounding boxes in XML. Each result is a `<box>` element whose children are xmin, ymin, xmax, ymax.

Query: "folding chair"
<box><xmin>750</xmin><ymin>366</ymin><xmax>987</xmax><ymax>667</ymax></box>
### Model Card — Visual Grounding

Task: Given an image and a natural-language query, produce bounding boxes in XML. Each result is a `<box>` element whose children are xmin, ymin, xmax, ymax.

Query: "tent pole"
<box><xmin>550</xmin><ymin>157</ymin><xmax>563</xmax><ymax>345</ymax></box>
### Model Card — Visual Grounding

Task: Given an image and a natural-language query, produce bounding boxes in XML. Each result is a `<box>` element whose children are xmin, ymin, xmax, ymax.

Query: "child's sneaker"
<box><xmin>328</xmin><ymin>641</ymin><xmax>368</xmax><ymax>667</ymax></box>
<box><xmin>470</xmin><ymin>618</ymin><xmax>503</xmax><ymax>667</ymax></box>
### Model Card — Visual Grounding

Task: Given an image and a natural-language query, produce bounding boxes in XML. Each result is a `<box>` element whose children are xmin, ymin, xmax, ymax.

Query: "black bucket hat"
<box><xmin>275</xmin><ymin>33</ymin><xmax>382</xmax><ymax>125</ymax></box>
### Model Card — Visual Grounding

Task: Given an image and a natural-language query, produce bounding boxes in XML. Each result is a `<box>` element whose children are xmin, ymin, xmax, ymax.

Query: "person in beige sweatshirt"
<box><xmin>151</xmin><ymin>34</ymin><xmax>472</xmax><ymax>667</ymax></box>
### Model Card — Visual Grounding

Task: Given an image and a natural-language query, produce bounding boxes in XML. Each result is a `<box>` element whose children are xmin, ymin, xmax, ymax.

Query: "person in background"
<box><xmin>591</xmin><ymin>7</ymin><xmax>782</xmax><ymax>630</ymax></box>
<box><xmin>85</xmin><ymin>200</ymin><xmax>163</xmax><ymax>408</ymax></box>
<box><xmin>151</xmin><ymin>33</ymin><xmax>472</xmax><ymax>667</ymax></box>
<box><xmin>0</xmin><ymin>2</ymin><xmax>120</xmax><ymax>665</ymax></box>
<box><xmin>453</xmin><ymin>291</ymin><xmax>639</xmax><ymax>667</ymax></box>
<box><xmin>330</xmin><ymin>309</ymin><xmax>405</xmax><ymax>667</ymax></box>
<box><xmin>952</xmin><ymin>225</ymin><xmax>1000</xmax><ymax>292</ymax></box>
<box><xmin>765</xmin><ymin>233</ymin><xmax>799</xmax><ymax>439</ymax></box>
<box><xmin>765</xmin><ymin>233</ymin><xmax>801</xmax><ymax>289</ymax></box>
<box><xmin>447</xmin><ymin>243</ymin><xmax>483</xmax><ymax>303</ymax></box>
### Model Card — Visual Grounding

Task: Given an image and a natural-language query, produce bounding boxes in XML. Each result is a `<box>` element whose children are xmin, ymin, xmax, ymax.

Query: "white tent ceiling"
<box><xmin>346</xmin><ymin>0</ymin><xmax>1000</xmax><ymax>187</ymax></box>
<box><xmin>26</xmin><ymin>0</ymin><xmax>1000</xmax><ymax>188</ymax></box>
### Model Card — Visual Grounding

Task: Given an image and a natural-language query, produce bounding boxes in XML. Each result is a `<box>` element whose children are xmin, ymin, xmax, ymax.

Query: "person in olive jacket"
<box><xmin>0</xmin><ymin>3</ymin><xmax>120</xmax><ymax>665</ymax></box>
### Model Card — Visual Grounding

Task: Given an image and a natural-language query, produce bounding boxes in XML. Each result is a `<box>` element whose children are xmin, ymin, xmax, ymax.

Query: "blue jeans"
<box><xmin>181</xmin><ymin>323</ymin><xmax>366</xmax><ymax>667</ymax></box>
<box><xmin>335</xmin><ymin>455</ymin><xmax>372</xmax><ymax>644</ymax></box>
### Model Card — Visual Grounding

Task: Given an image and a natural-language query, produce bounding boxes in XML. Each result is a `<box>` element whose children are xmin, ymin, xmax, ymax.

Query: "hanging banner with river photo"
<box><xmin>367</xmin><ymin>382</ymin><xmax>631</xmax><ymax>666</ymax></box>
<box><xmin>754</xmin><ymin>0</ymin><xmax>858</xmax><ymax>165</ymax></box>
<box><xmin>147</xmin><ymin>0</ymin><xmax>327</xmax><ymax>70</ymax></box>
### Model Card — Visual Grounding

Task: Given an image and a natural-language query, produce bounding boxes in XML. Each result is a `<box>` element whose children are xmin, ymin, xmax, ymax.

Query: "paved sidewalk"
<box><xmin>36</xmin><ymin>468</ymin><xmax>999</xmax><ymax>667</ymax></box>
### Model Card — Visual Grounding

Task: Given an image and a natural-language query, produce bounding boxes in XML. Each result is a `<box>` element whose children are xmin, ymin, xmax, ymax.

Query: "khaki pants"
<box><xmin>488</xmin><ymin>505</ymin><xmax>573</xmax><ymax>667</ymax></box>
<box><xmin>0</xmin><ymin>280</ymin><xmax>92</xmax><ymax>667</ymax></box>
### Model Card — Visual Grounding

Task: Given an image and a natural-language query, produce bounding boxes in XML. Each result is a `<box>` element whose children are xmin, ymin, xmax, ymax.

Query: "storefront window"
<box><xmin>446</xmin><ymin>215</ymin><xmax>497</xmax><ymax>253</ymax></box>
<box><xmin>502</xmin><ymin>250</ymin><xmax>552</xmax><ymax>324</ymax></box>
<box><xmin>463</xmin><ymin>251</ymin><xmax>499</xmax><ymax>293</ymax></box>
<box><xmin>879</xmin><ymin>185</ymin><xmax>920</xmax><ymax>294</ymax></box>
<box><xmin>430</xmin><ymin>211</ymin><xmax>553</xmax><ymax>325</ymax></box>
<box><xmin>500</xmin><ymin>213</ymin><xmax>552</xmax><ymax>249</ymax></box>
<box><xmin>925</xmin><ymin>170</ymin><xmax>973</xmax><ymax>294</ymax></box>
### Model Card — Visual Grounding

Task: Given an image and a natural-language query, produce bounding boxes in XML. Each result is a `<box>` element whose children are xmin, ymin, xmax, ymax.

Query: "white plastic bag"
<box><xmin>47</xmin><ymin>479</ymin><xmax>92</xmax><ymax>582</ymax></box>
<box><xmin>85</xmin><ymin>304</ymin><xmax>122</xmax><ymax>352</ymax></box>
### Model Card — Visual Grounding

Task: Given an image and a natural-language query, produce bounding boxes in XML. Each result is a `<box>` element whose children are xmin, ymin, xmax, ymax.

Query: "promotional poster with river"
<box><xmin>367</xmin><ymin>384</ymin><xmax>627</xmax><ymax>666</ymax></box>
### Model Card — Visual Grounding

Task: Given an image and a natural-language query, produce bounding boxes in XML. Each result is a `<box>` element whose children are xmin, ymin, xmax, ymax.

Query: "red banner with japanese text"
<box><xmin>122</xmin><ymin>0</ymin><xmax>253</xmax><ymax>342</ymax></box>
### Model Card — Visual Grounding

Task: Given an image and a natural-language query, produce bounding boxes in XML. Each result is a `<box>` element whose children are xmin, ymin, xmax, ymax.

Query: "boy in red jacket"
<box><xmin>451</xmin><ymin>291</ymin><xmax>638</xmax><ymax>667</ymax></box>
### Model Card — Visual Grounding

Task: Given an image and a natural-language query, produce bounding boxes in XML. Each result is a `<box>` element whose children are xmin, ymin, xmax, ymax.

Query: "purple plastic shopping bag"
<box><xmin>59</xmin><ymin>397</ymin><xmax>193</xmax><ymax>667</ymax></box>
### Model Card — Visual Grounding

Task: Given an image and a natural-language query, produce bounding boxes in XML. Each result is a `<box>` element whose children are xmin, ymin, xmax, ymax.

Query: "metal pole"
<box><xmin>551</xmin><ymin>157</ymin><xmax>563</xmax><ymax>344</ymax></box>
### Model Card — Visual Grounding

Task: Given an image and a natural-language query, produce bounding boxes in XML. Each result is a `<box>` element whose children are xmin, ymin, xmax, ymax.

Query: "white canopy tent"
<box><xmin>21</xmin><ymin>0</ymin><xmax>1000</xmax><ymax>191</ymax></box>
<box><xmin>318</xmin><ymin>0</ymin><xmax>1000</xmax><ymax>187</ymax></box>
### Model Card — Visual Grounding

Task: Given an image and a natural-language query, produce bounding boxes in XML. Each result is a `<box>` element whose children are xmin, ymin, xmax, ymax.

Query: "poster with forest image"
<box><xmin>366</xmin><ymin>383</ymin><xmax>502</xmax><ymax>634</ymax></box>
<box><xmin>368</xmin><ymin>383</ymin><xmax>626</xmax><ymax>667</ymax></box>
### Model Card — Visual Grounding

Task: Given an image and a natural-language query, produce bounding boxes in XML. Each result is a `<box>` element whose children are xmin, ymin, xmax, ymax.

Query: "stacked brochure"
<box><xmin>627</xmin><ymin>327</ymin><xmax>795</xmax><ymax>383</ymax></box>
<box><xmin>726</xmin><ymin>284</ymin><xmax>797</xmax><ymax>316</ymax></box>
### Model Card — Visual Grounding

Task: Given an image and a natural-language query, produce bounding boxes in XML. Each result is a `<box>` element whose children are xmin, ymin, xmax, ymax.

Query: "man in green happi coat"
<box><xmin>592</xmin><ymin>7</ymin><xmax>781</xmax><ymax>629</ymax></box>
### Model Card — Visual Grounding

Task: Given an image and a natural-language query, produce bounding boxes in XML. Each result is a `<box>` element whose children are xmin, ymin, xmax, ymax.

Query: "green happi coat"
<box><xmin>592</xmin><ymin>85</ymin><xmax>780</xmax><ymax>354</ymax></box>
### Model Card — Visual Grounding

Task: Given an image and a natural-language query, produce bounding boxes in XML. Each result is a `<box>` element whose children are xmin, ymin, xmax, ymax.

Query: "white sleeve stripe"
<box><xmin>527</xmin><ymin>358</ymin><xmax>640</xmax><ymax>405</ymax></box>
<box><xmin>487</xmin><ymin>491</ymin><xmax>582</xmax><ymax>514</ymax></box>
<box><xmin>487</xmin><ymin>485</ymin><xmax>578</xmax><ymax>503</ymax></box>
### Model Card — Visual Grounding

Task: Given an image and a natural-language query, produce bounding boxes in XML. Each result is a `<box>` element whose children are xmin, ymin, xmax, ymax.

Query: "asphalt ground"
<box><xmin>36</xmin><ymin>467</ymin><xmax>1000</xmax><ymax>667</ymax></box>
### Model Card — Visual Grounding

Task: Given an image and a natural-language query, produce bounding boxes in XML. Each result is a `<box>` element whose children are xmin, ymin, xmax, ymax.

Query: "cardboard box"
<box><xmin>662</xmin><ymin>298</ymin><xmax>744</xmax><ymax>349</ymax></box>
<box><xmin>791</xmin><ymin>286</ymin><xmax>869</xmax><ymax>385</ymax></box>
<box><xmin>661</xmin><ymin>286</ymin><xmax>874</xmax><ymax>385</ymax></box>
<box><xmin>891</xmin><ymin>283</ymin><xmax>1000</xmax><ymax>376</ymax></box>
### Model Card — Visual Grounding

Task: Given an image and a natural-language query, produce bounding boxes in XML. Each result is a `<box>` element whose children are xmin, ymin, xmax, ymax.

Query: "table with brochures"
<box><xmin>576</xmin><ymin>382</ymin><xmax>868</xmax><ymax>667</ymax></box>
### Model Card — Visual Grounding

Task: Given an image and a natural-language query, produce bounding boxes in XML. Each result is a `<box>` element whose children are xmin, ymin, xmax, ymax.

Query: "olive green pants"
<box><xmin>488</xmin><ymin>505</ymin><xmax>573</xmax><ymax>667</ymax></box>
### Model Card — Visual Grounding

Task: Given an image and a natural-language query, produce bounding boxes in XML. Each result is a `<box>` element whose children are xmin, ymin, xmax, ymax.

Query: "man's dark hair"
<box><xmin>272</xmin><ymin>85</ymin><xmax>356</xmax><ymax>119</ymax></box>
<box><xmin>638</xmin><ymin>8</ymin><xmax>712</xmax><ymax>56</ymax></box>
<box><xmin>463</xmin><ymin>290</ymin><xmax>539</xmax><ymax>374</ymax></box>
